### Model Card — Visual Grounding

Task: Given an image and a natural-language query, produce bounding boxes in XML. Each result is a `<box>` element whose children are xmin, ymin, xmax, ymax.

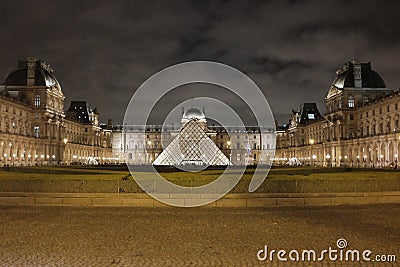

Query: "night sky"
<box><xmin>0</xmin><ymin>0</ymin><xmax>399</xmax><ymax>125</ymax></box>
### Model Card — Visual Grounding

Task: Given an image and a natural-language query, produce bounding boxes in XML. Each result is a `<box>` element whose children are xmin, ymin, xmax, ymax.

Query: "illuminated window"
<box><xmin>34</xmin><ymin>126</ymin><xmax>40</xmax><ymax>138</ymax></box>
<box><xmin>348</xmin><ymin>96</ymin><xmax>354</xmax><ymax>108</ymax></box>
<box><xmin>34</xmin><ymin>95</ymin><xmax>41</xmax><ymax>107</ymax></box>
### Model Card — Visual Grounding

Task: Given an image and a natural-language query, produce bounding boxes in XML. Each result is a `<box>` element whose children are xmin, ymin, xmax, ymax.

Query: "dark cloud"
<box><xmin>0</xmin><ymin>0</ymin><xmax>399</xmax><ymax>125</ymax></box>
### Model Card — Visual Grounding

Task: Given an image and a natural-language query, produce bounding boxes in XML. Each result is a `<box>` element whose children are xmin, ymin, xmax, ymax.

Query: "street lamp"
<box><xmin>380</xmin><ymin>154</ymin><xmax>384</xmax><ymax>168</ymax></box>
<box><xmin>312</xmin><ymin>154</ymin><xmax>316</xmax><ymax>166</ymax></box>
<box><xmin>356</xmin><ymin>155</ymin><xmax>360</xmax><ymax>167</ymax></box>
<box><xmin>363</xmin><ymin>154</ymin><xmax>367</xmax><ymax>167</ymax></box>
<box><xmin>326</xmin><ymin>154</ymin><xmax>331</xmax><ymax>167</ymax></box>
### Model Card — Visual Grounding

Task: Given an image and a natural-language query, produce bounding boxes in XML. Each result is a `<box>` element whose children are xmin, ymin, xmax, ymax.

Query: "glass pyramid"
<box><xmin>153</xmin><ymin>119</ymin><xmax>231</xmax><ymax>166</ymax></box>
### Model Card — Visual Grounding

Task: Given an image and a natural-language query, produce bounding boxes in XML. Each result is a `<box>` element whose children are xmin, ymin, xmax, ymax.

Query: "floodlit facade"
<box><xmin>0</xmin><ymin>57</ymin><xmax>113</xmax><ymax>166</ymax></box>
<box><xmin>276</xmin><ymin>60</ymin><xmax>400</xmax><ymax>168</ymax></box>
<box><xmin>113</xmin><ymin>107</ymin><xmax>275</xmax><ymax>165</ymax></box>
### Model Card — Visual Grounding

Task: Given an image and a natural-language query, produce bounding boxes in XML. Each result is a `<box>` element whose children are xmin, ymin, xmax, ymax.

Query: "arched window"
<box><xmin>348</xmin><ymin>95</ymin><xmax>354</xmax><ymax>108</ymax></box>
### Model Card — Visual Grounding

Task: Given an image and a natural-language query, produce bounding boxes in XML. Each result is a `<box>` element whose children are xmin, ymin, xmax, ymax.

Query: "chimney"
<box><xmin>182</xmin><ymin>107</ymin><xmax>184</xmax><ymax>117</ymax></box>
<box><xmin>353</xmin><ymin>59</ymin><xmax>362</xmax><ymax>88</ymax></box>
<box><xmin>27</xmin><ymin>57</ymin><xmax>36</xmax><ymax>86</ymax></box>
<box><xmin>107</xmin><ymin>119</ymin><xmax>113</xmax><ymax>129</ymax></box>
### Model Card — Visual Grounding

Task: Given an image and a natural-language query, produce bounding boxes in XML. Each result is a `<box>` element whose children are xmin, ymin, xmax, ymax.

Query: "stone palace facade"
<box><xmin>0</xmin><ymin>57</ymin><xmax>113</xmax><ymax>166</ymax></box>
<box><xmin>112</xmin><ymin>107</ymin><xmax>275</xmax><ymax>166</ymax></box>
<box><xmin>275</xmin><ymin>60</ymin><xmax>400</xmax><ymax>168</ymax></box>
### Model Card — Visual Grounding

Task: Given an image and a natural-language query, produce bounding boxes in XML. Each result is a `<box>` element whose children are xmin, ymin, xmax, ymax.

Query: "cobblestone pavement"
<box><xmin>0</xmin><ymin>204</ymin><xmax>399</xmax><ymax>267</ymax></box>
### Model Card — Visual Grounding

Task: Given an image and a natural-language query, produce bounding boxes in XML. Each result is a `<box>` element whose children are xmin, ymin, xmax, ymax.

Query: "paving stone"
<box><xmin>0</xmin><ymin>205</ymin><xmax>399</xmax><ymax>266</ymax></box>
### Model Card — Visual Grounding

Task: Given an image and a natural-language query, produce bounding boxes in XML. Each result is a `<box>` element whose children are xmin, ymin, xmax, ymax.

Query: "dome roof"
<box><xmin>3</xmin><ymin>58</ymin><xmax>62</xmax><ymax>93</ymax></box>
<box><xmin>331</xmin><ymin>60</ymin><xmax>386</xmax><ymax>89</ymax></box>
<box><xmin>183</xmin><ymin>107</ymin><xmax>205</xmax><ymax>120</ymax></box>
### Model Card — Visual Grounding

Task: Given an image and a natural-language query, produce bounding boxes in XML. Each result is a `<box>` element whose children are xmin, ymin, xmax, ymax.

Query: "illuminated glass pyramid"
<box><xmin>153</xmin><ymin>119</ymin><xmax>231</xmax><ymax>166</ymax></box>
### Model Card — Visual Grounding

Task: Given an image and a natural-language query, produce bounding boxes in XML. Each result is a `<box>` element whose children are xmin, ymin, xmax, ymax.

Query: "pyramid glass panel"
<box><xmin>153</xmin><ymin>119</ymin><xmax>231</xmax><ymax>166</ymax></box>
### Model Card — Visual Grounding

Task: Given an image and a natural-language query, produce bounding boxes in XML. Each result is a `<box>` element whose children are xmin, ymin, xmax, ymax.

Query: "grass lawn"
<box><xmin>0</xmin><ymin>166</ymin><xmax>399</xmax><ymax>185</ymax></box>
<box><xmin>0</xmin><ymin>166</ymin><xmax>399</xmax><ymax>193</ymax></box>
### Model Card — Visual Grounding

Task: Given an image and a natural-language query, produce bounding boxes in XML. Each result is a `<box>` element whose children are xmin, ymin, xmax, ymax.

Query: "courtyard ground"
<box><xmin>0</xmin><ymin>204</ymin><xmax>399</xmax><ymax>266</ymax></box>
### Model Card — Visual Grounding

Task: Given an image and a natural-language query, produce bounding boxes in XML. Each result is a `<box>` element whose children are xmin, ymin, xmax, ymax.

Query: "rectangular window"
<box><xmin>34</xmin><ymin>126</ymin><xmax>40</xmax><ymax>138</ymax></box>
<box><xmin>34</xmin><ymin>95</ymin><xmax>41</xmax><ymax>107</ymax></box>
<box><xmin>348</xmin><ymin>99</ymin><xmax>355</xmax><ymax>108</ymax></box>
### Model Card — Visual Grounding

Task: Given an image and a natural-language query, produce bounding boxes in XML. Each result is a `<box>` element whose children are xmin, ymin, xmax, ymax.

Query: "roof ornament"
<box><xmin>40</xmin><ymin>61</ymin><xmax>54</xmax><ymax>73</ymax></box>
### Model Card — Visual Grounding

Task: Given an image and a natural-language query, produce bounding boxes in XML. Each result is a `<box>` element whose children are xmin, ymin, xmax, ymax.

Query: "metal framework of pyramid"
<box><xmin>153</xmin><ymin>119</ymin><xmax>231</xmax><ymax>166</ymax></box>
